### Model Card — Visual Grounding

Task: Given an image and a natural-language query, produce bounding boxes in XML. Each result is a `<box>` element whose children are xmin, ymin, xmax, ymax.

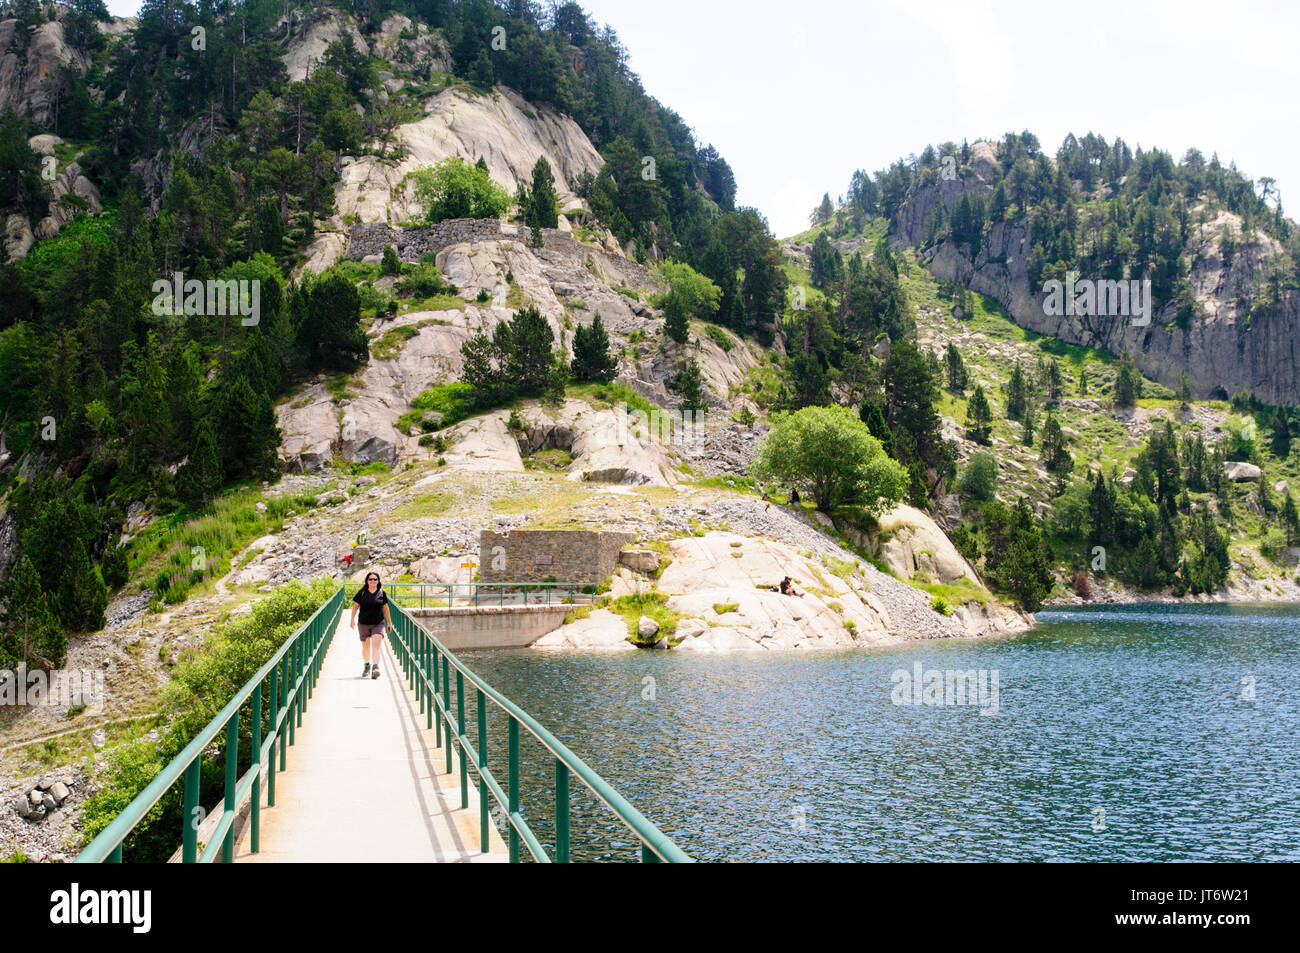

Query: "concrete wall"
<box><xmin>478</xmin><ymin>529</ymin><xmax>632</xmax><ymax>586</ymax></box>
<box><xmin>408</xmin><ymin>604</ymin><xmax>573</xmax><ymax>650</ymax></box>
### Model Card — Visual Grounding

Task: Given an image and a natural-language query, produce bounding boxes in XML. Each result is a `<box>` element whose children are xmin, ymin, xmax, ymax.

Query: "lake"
<box><xmin>457</xmin><ymin>603</ymin><xmax>1300</xmax><ymax>862</ymax></box>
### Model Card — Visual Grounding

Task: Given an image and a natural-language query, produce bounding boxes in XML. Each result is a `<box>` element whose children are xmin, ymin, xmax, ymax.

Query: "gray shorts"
<box><xmin>358</xmin><ymin>622</ymin><xmax>386</xmax><ymax>641</ymax></box>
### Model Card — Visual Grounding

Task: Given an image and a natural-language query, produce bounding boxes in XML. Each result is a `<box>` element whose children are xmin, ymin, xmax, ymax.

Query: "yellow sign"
<box><xmin>461</xmin><ymin>562</ymin><xmax>475</xmax><ymax>569</ymax></box>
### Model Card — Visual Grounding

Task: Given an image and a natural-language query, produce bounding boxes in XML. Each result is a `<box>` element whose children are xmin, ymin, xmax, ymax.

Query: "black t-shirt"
<box><xmin>353</xmin><ymin>587</ymin><xmax>388</xmax><ymax>625</ymax></box>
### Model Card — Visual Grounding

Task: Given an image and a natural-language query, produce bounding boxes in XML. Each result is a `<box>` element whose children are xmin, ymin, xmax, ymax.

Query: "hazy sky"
<box><xmin>102</xmin><ymin>0</ymin><xmax>1298</xmax><ymax>238</ymax></box>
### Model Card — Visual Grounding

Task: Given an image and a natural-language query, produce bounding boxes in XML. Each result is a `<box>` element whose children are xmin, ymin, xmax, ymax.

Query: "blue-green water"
<box><xmin>458</xmin><ymin>603</ymin><xmax>1300</xmax><ymax>862</ymax></box>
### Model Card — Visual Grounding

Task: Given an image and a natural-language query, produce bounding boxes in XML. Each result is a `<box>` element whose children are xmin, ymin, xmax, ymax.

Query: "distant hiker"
<box><xmin>788</xmin><ymin>487</ymin><xmax>801</xmax><ymax>506</ymax></box>
<box><xmin>350</xmin><ymin>571</ymin><xmax>392</xmax><ymax>679</ymax></box>
<box><xmin>778</xmin><ymin>576</ymin><xmax>804</xmax><ymax>598</ymax></box>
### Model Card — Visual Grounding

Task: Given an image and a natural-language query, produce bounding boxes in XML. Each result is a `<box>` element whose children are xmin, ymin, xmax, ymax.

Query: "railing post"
<box><xmin>442</xmin><ymin>655</ymin><xmax>452</xmax><ymax>775</ymax></box>
<box><xmin>432</xmin><ymin>642</ymin><xmax>441</xmax><ymax>743</ymax></box>
<box><xmin>555</xmin><ymin>760</ymin><xmax>570</xmax><ymax>863</ymax></box>
<box><xmin>251</xmin><ymin>682</ymin><xmax>262</xmax><ymax>854</ymax></box>
<box><xmin>477</xmin><ymin>689</ymin><xmax>489</xmax><ymax>854</ymax></box>
<box><xmin>508</xmin><ymin>717</ymin><xmax>520</xmax><ymax>863</ymax></box>
<box><xmin>295</xmin><ymin>635</ymin><xmax>303</xmax><ymax>728</ymax></box>
<box><xmin>456</xmin><ymin>670</ymin><xmax>467</xmax><ymax>808</ymax></box>
<box><xmin>268</xmin><ymin>665</ymin><xmax>279</xmax><ymax>806</ymax></box>
<box><xmin>280</xmin><ymin>655</ymin><xmax>290</xmax><ymax>765</ymax></box>
<box><xmin>182</xmin><ymin>758</ymin><xmax>200</xmax><ymax>863</ymax></box>
<box><xmin>424</xmin><ymin>634</ymin><xmax>433</xmax><ymax>730</ymax></box>
<box><xmin>222</xmin><ymin>711</ymin><xmax>238</xmax><ymax>863</ymax></box>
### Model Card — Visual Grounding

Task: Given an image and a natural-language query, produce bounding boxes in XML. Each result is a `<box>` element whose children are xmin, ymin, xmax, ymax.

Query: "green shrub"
<box><xmin>930</xmin><ymin>594</ymin><xmax>952</xmax><ymax>616</ymax></box>
<box><xmin>958</xmin><ymin>452</ymin><xmax>999</xmax><ymax>502</ymax></box>
<box><xmin>397</xmin><ymin>263</ymin><xmax>457</xmax><ymax>299</ymax></box>
<box><xmin>704</xmin><ymin>324</ymin><xmax>732</xmax><ymax>351</ymax></box>
<box><xmin>398</xmin><ymin>382</ymin><xmax>478</xmax><ymax>433</ymax></box>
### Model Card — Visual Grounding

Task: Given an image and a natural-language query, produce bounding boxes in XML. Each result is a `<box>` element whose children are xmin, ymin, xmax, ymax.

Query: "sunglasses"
<box><xmin>366</xmin><ymin>576</ymin><xmax>379</xmax><ymax>582</ymax></box>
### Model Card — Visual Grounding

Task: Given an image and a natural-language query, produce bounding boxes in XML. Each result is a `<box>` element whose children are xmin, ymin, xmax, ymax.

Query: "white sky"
<box><xmin>103</xmin><ymin>0</ymin><xmax>1299</xmax><ymax>238</ymax></box>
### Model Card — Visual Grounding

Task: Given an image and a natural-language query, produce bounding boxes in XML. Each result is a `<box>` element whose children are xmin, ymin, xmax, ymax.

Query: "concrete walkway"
<box><xmin>233</xmin><ymin>615</ymin><xmax>507</xmax><ymax>863</ymax></box>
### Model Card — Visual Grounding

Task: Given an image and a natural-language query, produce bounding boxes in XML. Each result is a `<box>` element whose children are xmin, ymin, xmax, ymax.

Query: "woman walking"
<box><xmin>350</xmin><ymin>571</ymin><xmax>393</xmax><ymax>679</ymax></box>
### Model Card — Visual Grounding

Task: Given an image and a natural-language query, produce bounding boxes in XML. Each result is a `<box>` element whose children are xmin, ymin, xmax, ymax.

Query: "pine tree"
<box><xmin>1022</xmin><ymin>398</ymin><xmax>1036</xmax><ymax>446</ymax></box>
<box><xmin>944</xmin><ymin>343</ymin><xmax>967</xmax><ymax>394</ymax></box>
<box><xmin>1283</xmin><ymin>494</ymin><xmax>1300</xmax><ymax>546</ymax></box>
<box><xmin>860</xmin><ymin>400</ymin><xmax>895</xmax><ymax>458</ymax></box>
<box><xmin>674</xmin><ymin>357</ymin><xmax>707</xmax><ymax>417</ymax></box>
<box><xmin>1044</xmin><ymin>359</ymin><xmax>1063</xmax><ymax>404</ymax></box>
<box><xmin>1041</xmin><ymin>410</ymin><xmax>1073</xmax><ymax>476</ymax></box>
<box><xmin>60</xmin><ymin>539</ymin><xmax>107</xmax><ymax>634</ymax></box>
<box><xmin>789</xmin><ymin>353</ymin><xmax>829</xmax><ymax>408</ymax></box>
<box><xmin>1270</xmin><ymin>406</ymin><xmax>1291</xmax><ymax>459</ymax></box>
<box><xmin>0</xmin><ymin>557</ymin><xmax>65</xmax><ymax>670</ymax></box>
<box><xmin>505</xmin><ymin>305</ymin><xmax>556</xmax><ymax>396</ymax></box>
<box><xmin>1113</xmin><ymin>349</ymin><xmax>1139</xmax><ymax>409</ymax></box>
<box><xmin>811</xmin><ymin>192</ymin><xmax>834</xmax><ymax>225</ymax></box>
<box><xmin>177</xmin><ymin>421</ymin><xmax>223</xmax><ymax>504</ymax></box>
<box><xmin>525</xmin><ymin>157</ymin><xmax>560</xmax><ymax>229</ymax></box>
<box><xmin>1088</xmin><ymin>471</ymin><xmax>1117</xmax><ymax>545</ymax></box>
<box><xmin>100</xmin><ymin>544</ymin><xmax>129</xmax><ymax>590</ymax></box>
<box><xmin>381</xmin><ymin>245</ymin><xmax>401</xmax><ymax>276</ymax></box>
<box><xmin>990</xmin><ymin>181</ymin><xmax>1008</xmax><ymax>222</ymax></box>
<box><xmin>965</xmin><ymin>384</ymin><xmax>992</xmax><ymax>444</ymax></box>
<box><xmin>663</xmin><ymin>293</ymin><xmax>689</xmax><ymax>344</ymax></box>
<box><xmin>1005</xmin><ymin>363</ymin><xmax>1029</xmax><ymax>421</ymax></box>
<box><xmin>570</xmin><ymin>314</ymin><xmax>617</xmax><ymax>383</ymax></box>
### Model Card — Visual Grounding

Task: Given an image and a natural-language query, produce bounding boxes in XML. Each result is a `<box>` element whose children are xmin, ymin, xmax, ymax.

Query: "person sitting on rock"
<box><xmin>788</xmin><ymin>487</ymin><xmax>801</xmax><ymax>505</ymax></box>
<box><xmin>778</xmin><ymin>575</ymin><xmax>804</xmax><ymax>598</ymax></box>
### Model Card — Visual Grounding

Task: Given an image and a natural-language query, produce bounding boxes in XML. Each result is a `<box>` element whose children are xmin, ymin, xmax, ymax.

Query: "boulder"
<box><xmin>49</xmin><ymin>782</ymin><xmax>70</xmax><ymax>804</ymax></box>
<box><xmin>1226</xmin><ymin>461</ymin><xmax>1262</xmax><ymax>482</ymax></box>
<box><xmin>532</xmin><ymin>609</ymin><xmax>634</xmax><ymax>650</ymax></box>
<box><xmin>637</xmin><ymin>615</ymin><xmax>660</xmax><ymax>639</ymax></box>
<box><xmin>674</xmin><ymin>618</ymin><xmax>709</xmax><ymax>641</ymax></box>
<box><xmin>873</xmin><ymin>504</ymin><xmax>981</xmax><ymax>586</ymax></box>
<box><xmin>409</xmin><ymin>555</ymin><xmax>468</xmax><ymax>582</ymax></box>
<box><xmin>619</xmin><ymin>549</ymin><xmax>660</xmax><ymax>573</ymax></box>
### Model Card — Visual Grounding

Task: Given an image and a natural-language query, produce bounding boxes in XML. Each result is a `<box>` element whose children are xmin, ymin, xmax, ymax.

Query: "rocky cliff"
<box><xmin>892</xmin><ymin>141</ymin><xmax>1300</xmax><ymax>405</ymax></box>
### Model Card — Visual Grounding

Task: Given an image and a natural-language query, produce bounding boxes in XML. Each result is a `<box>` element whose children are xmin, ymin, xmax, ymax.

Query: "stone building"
<box><xmin>478</xmin><ymin>529</ymin><xmax>633</xmax><ymax>585</ymax></box>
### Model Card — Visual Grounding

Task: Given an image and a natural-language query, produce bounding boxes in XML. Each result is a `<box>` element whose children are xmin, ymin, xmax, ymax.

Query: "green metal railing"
<box><xmin>75</xmin><ymin>586</ymin><xmax>345</xmax><ymax>863</ymax></box>
<box><xmin>387</xmin><ymin>600</ymin><xmax>691</xmax><ymax>863</ymax></box>
<box><xmin>386</xmin><ymin>581</ymin><xmax>594</xmax><ymax>609</ymax></box>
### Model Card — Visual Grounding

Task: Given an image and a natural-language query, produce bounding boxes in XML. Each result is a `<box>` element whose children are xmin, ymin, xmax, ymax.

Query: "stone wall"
<box><xmin>479</xmin><ymin>529</ymin><xmax>633</xmax><ymax>585</ymax></box>
<box><xmin>346</xmin><ymin>219</ymin><xmax>656</xmax><ymax>288</ymax></box>
<box><xmin>347</xmin><ymin>219</ymin><xmax>517</xmax><ymax>260</ymax></box>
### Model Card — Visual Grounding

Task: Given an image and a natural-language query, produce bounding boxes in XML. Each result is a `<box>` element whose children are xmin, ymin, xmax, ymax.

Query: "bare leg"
<box><xmin>362</xmin><ymin>634</ymin><xmax>372</xmax><ymax>664</ymax></box>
